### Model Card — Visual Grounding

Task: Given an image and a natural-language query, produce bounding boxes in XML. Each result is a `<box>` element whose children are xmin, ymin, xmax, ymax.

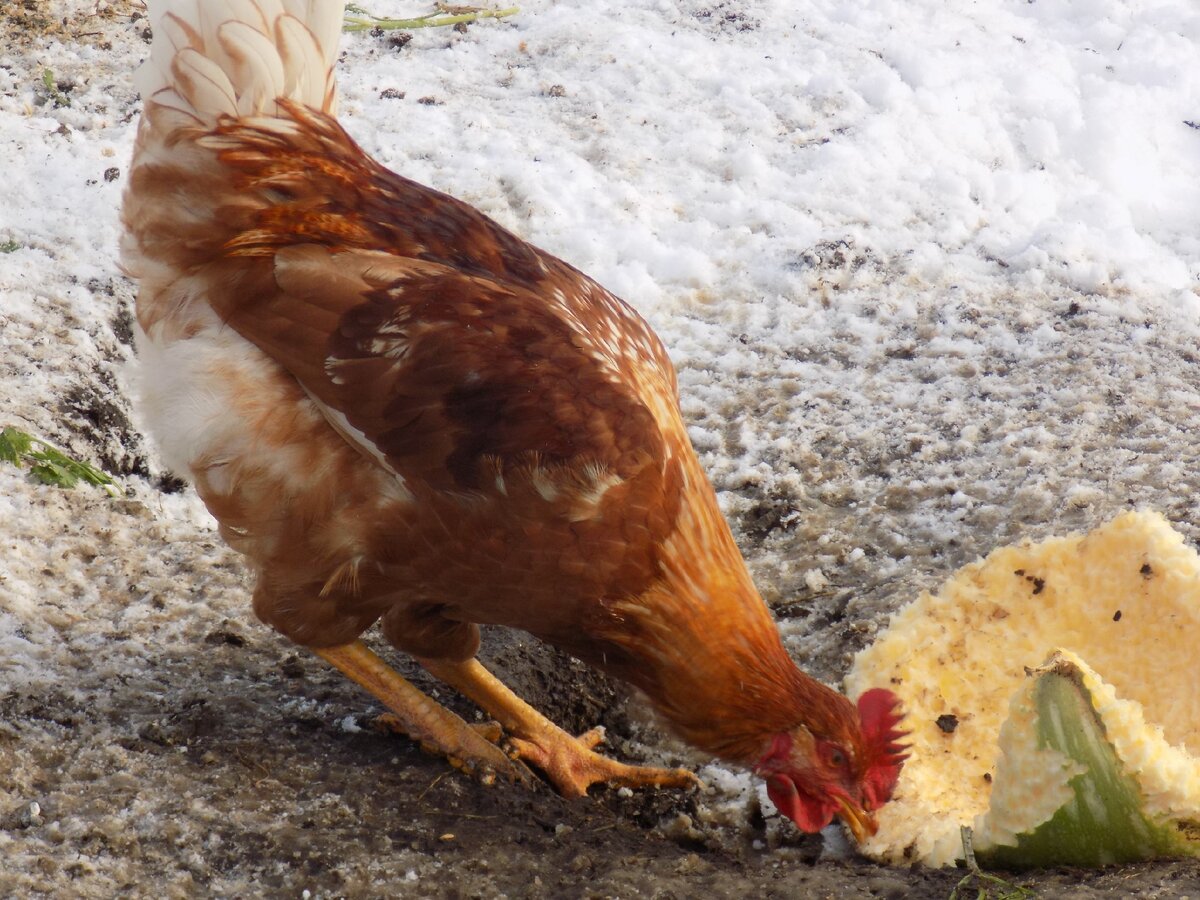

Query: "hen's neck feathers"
<box><xmin>586</xmin><ymin>450</ymin><xmax>856</xmax><ymax>764</ymax></box>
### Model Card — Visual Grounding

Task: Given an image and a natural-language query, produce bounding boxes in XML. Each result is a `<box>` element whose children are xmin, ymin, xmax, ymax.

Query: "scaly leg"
<box><xmin>313</xmin><ymin>641</ymin><xmax>532</xmax><ymax>786</ymax></box>
<box><xmin>421</xmin><ymin>656</ymin><xmax>699</xmax><ymax>799</ymax></box>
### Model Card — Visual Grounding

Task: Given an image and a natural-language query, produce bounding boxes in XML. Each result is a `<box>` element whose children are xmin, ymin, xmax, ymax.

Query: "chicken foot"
<box><xmin>313</xmin><ymin>641</ymin><xmax>533</xmax><ymax>786</ymax></box>
<box><xmin>420</xmin><ymin>656</ymin><xmax>700</xmax><ymax>799</ymax></box>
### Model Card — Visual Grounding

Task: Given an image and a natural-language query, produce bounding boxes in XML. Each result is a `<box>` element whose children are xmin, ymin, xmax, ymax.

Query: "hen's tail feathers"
<box><xmin>136</xmin><ymin>0</ymin><xmax>345</xmax><ymax>124</ymax></box>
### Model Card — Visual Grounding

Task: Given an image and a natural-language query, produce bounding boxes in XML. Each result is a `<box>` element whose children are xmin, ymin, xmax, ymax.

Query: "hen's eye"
<box><xmin>829</xmin><ymin>750</ymin><xmax>846</xmax><ymax>767</ymax></box>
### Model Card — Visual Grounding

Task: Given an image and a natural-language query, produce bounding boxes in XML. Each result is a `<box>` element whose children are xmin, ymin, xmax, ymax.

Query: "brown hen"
<box><xmin>121</xmin><ymin>0</ymin><xmax>905</xmax><ymax>839</ymax></box>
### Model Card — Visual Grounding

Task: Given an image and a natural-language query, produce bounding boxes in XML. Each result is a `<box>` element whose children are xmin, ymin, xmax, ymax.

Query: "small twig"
<box><xmin>949</xmin><ymin>827</ymin><xmax>1036</xmax><ymax>900</ymax></box>
<box><xmin>343</xmin><ymin>3</ymin><xmax>519</xmax><ymax>32</ymax></box>
<box><xmin>232</xmin><ymin>748</ymin><xmax>274</xmax><ymax>787</ymax></box>
<box><xmin>416</xmin><ymin>772</ymin><xmax>449</xmax><ymax>803</ymax></box>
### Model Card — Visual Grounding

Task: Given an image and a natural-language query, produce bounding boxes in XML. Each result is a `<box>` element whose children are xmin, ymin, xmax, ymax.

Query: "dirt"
<box><xmin>4</xmin><ymin>4</ymin><xmax>1200</xmax><ymax>899</ymax></box>
<box><xmin>4</xmin><ymin>607</ymin><xmax>1200</xmax><ymax>898</ymax></box>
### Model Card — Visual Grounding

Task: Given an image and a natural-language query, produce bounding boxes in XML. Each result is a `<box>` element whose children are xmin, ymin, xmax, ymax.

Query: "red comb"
<box><xmin>856</xmin><ymin>688</ymin><xmax>909</xmax><ymax>809</ymax></box>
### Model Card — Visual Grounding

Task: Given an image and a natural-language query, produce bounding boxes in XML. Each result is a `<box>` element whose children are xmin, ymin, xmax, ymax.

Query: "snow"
<box><xmin>2</xmin><ymin>0</ymin><xmax>1200</xmax><ymax>892</ymax></box>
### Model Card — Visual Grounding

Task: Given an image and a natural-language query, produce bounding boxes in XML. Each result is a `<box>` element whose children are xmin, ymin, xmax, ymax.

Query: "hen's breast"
<box><xmin>134</xmin><ymin>296</ymin><xmax>404</xmax><ymax>645</ymax></box>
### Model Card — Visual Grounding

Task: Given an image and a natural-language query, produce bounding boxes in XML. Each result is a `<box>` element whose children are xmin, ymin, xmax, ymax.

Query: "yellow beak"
<box><xmin>837</xmin><ymin>796</ymin><xmax>878</xmax><ymax>844</ymax></box>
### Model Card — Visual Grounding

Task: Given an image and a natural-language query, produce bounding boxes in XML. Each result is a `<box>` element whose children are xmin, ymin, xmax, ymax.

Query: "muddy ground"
<box><xmin>4</xmin><ymin>2</ymin><xmax>1200</xmax><ymax>898</ymax></box>
<box><xmin>3</xmin><ymin>506</ymin><xmax>1200</xmax><ymax>900</ymax></box>
<box><xmin>3</xmin><ymin>515</ymin><xmax>1199</xmax><ymax>898</ymax></box>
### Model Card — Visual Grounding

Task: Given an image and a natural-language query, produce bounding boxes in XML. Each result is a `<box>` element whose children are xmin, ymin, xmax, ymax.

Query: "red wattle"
<box><xmin>766</xmin><ymin>775</ymin><xmax>836</xmax><ymax>833</ymax></box>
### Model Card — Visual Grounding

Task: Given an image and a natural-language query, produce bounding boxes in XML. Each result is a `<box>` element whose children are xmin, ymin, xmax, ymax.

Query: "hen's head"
<box><xmin>753</xmin><ymin>688</ymin><xmax>908</xmax><ymax>842</ymax></box>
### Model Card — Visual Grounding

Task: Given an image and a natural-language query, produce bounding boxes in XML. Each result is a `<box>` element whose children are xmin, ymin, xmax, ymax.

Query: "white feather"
<box><xmin>136</xmin><ymin>0</ymin><xmax>344</xmax><ymax>121</ymax></box>
<box><xmin>170</xmin><ymin>48</ymin><xmax>239</xmax><ymax>118</ymax></box>
<box><xmin>275</xmin><ymin>14</ymin><xmax>332</xmax><ymax>116</ymax></box>
<box><xmin>218</xmin><ymin>21</ymin><xmax>288</xmax><ymax>117</ymax></box>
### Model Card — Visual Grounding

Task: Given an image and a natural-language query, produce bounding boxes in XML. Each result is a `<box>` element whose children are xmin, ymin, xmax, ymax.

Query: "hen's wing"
<box><xmin>224</xmin><ymin>243</ymin><xmax>666</xmax><ymax>499</ymax></box>
<box><xmin>193</xmin><ymin>104</ymin><xmax>681</xmax><ymax>504</ymax></box>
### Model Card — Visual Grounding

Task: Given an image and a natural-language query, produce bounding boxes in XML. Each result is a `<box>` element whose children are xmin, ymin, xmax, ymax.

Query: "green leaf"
<box><xmin>41</xmin><ymin>68</ymin><xmax>70</xmax><ymax>108</ymax></box>
<box><xmin>30</xmin><ymin>458</ymin><xmax>79</xmax><ymax>489</ymax></box>
<box><xmin>0</xmin><ymin>427</ymin><xmax>33</xmax><ymax>463</ymax></box>
<box><xmin>0</xmin><ymin>426</ymin><xmax>117</xmax><ymax>494</ymax></box>
<box><xmin>28</xmin><ymin>448</ymin><xmax>114</xmax><ymax>489</ymax></box>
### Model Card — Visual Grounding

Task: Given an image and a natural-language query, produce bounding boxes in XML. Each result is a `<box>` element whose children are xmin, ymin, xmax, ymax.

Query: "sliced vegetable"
<box><xmin>846</xmin><ymin>511</ymin><xmax>1200</xmax><ymax>867</ymax></box>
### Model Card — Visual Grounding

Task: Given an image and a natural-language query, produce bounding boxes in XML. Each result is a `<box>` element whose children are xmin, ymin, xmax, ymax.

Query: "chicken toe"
<box><xmin>314</xmin><ymin>641</ymin><xmax>533</xmax><ymax>786</ymax></box>
<box><xmin>421</xmin><ymin>657</ymin><xmax>699</xmax><ymax>799</ymax></box>
<box><xmin>503</xmin><ymin>729</ymin><xmax>700</xmax><ymax>799</ymax></box>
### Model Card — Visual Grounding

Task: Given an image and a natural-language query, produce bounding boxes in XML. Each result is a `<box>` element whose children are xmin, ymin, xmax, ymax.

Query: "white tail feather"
<box><xmin>136</xmin><ymin>0</ymin><xmax>344</xmax><ymax>123</ymax></box>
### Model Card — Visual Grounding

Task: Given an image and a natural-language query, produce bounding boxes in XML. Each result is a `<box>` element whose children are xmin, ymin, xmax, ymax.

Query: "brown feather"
<box><xmin>126</xmin><ymin>97</ymin><xmax>688</xmax><ymax>659</ymax></box>
<box><xmin>124</xmin><ymin>58</ymin><xmax>892</xmax><ymax>806</ymax></box>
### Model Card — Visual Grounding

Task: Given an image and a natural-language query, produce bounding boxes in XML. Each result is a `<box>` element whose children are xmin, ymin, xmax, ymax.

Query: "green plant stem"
<box><xmin>343</xmin><ymin>6</ymin><xmax>518</xmax><ymax>32</ymax></box>
<box><xmin>949</xmin><ymin>827</ymin><xmax>1035</xmax><ymax>900</ymax></box>
<box><xmin>41</xmin><ymin>69</ymin><xmax>70</xmax><ymax>108</ymax></box>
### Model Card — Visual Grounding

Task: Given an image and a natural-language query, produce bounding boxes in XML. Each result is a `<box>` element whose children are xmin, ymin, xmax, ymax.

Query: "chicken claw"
<box><xmin>315</xmin><ymin>641</ymin><xmax>696</xmax><ymax>797</ymax></box>
<box><xmin>421</xmin><ymin>657</ymin><xmax>700</xmax><ymax>799</ymax></box>
<box><xmin>503</xmin><ymin>726</ymin><xmax>700</xmax><ymax>799</ymax></box>
<box><xmin>315</xmin><ymin>642</ymin><xmax>533</xmax><ymax>787</ymax></box>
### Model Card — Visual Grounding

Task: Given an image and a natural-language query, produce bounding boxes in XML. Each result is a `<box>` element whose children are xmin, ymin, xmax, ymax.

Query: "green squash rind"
<box><xmin>978</xmin><ymin>659</ymin><xmax>1198</xmax><ymax>869</ymax></box>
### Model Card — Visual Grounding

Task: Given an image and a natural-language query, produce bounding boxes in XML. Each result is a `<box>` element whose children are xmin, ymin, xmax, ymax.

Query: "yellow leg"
<box><xmin>421</xmin><ymin>656</ymin><xmax>699</xmax><ymax>799</ymax></box>
<box><xmin>313</xmin><ymin>641</ymin><xmax>531</xmax><ymax>786</ymax></box>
